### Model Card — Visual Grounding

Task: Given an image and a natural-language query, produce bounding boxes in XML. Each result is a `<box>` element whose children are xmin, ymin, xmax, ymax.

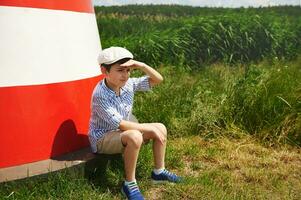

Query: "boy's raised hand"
<box><xmin>120</xmin><ymin>59</ymin><xmax>163</xmax><ymax>87</ymax></box>
<box><xmin>120</xmin><ymin>59</ymin><xmax>145</xmax><ymax>70</ymax></box>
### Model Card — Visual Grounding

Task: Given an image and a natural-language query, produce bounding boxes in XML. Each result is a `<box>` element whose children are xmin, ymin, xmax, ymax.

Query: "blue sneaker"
<box><xmin>121</xmin><ymin>181</ymin><xmax>144</xmax><ymax>200</ymax></box>
<box><xmin>151</xmin><ymin>169</ymin><xmax>182</xmax><ymax>184</ymax></box>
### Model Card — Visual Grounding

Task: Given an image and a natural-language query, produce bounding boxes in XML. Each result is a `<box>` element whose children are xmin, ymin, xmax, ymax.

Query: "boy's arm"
<box><xmin>119</xmin><ymin>120</ymin><xmax>165</xmax><ymax>144</ymax></box>
<box><xmin>119</xmin><ymin>120</ymin><xmax>151</xmax><ymax>132</ymax></box>
<box><xmin>120</xmin><ymin>60</ymin><xmax>163</xmax><ymax>87</ymax></box>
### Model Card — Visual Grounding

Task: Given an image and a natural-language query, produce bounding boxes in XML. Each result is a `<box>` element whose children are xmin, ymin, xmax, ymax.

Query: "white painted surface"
<box><xmin>0</xmin><ymin>6</ymin><xmax>101</xmax><ymax>87</ymax></box>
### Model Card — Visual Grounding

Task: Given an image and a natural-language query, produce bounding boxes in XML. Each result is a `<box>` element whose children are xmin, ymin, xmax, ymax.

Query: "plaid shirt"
<box><xmin>88</xmin><ymin>76</ymin><xmax>151</xmax><ymax>153</ymax></box>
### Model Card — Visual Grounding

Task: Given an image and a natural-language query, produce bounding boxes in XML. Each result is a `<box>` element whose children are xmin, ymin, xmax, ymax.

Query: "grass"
<box><xmin>133</xmin><ymin>56</ymin><xmax>301</xmax><ymax>146</ymax></box>
<box><xmin>2</xmin><ymin>5</ymin><xmax>301</xmax><ymax>199</ymax></box>
<box><xmin>1</xmin><ymin>58</ymin><xmax>301</xmax><ymax>199</ymax></box>
<box><xmin>97</xmin><ymin>5</ymin><xmax>301</xmax><ymax>67</ymax></box>
<box><xmin>97</xmin><ymin>5</ymin><xmax>301</xmax><ymax>146</ymax></box>
<box><xmin>1</xmin><ymin>135</ymin><xmax>300</xmax><ymax>199</ymax></box>
<box><xmin>152</xmin><ymin>136</ymin><xmax>301</xmax><ymax>200</ymax></box>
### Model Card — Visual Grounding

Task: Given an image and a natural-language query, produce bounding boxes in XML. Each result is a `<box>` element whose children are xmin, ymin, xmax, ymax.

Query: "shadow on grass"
<box><xmin>84</xmin><ymin>153</ymin><xmax>124</xmax><ymax>194</ymax></box>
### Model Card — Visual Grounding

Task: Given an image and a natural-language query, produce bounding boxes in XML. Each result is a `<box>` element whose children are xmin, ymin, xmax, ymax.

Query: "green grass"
<box><xmin>2</xmin><ymin>5</ymin><xmax>301</xmax><ymax>199</ymax></box>
<box><xmin>1</xmin><ymin>58</ymin><xmax>301</xmax><ymax>199</ymax></box>
<box><xmin>1</xmin><ymin>136</ymin><xmax>300</xmax><ymax>199</ymax></box>
<box><xmin>98</xmin><ymin>4</ymin><xmax>301</xmax><ymax>146</ymax></box>
<box><xmin>97</xmin><ymin>5</ymin><xmax>301</xmax><ymax>67</ymax></box>
<box><xmin>133</xmin><ymin>56</ymin><xmax>301</xmax><ymax>146</ymax></box>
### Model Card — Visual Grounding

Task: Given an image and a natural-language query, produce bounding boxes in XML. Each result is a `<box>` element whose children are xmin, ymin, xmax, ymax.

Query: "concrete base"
<box><xmin>0</xmin><ymin>114</ymin><xmax>138</xmax><ymax>183</ymax></box>
<box><xmin>0</xmin><ymin>147</ymin><xmax>96</xmax><ymax>183</ymax></box>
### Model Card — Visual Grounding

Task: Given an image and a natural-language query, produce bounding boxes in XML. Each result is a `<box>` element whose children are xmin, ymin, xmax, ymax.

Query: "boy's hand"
<box><xmin>120</xmin><ymin>60</ymin><xmax>145</xmax><ymax>70</ymax></box>
<box><xmin>141</xmin><ymin>124</ymin><xmax>166</xmax><ymax>145</ymax></box>
<box><xmin>120</xmin><ymin>59</ymin><xmax>163</xmax><ymax>87</ymax></box>
<box><xmin>119</xmin><ymin>120</ymin><xmax>166</xmax><ymax>144</ymax></box>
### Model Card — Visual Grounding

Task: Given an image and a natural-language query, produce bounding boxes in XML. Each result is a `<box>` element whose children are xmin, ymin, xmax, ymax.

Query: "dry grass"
<box><xmin>161</xmin><ymin>135</ymin><xmax>301</xmax><ymax>200</ymax></box>
<box><xmin>1</xmin><ymin>135</ymin><xmax>300</xmax><ymax>199</ymax></box>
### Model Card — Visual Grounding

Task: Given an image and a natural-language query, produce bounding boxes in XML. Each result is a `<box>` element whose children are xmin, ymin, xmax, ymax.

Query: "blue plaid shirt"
<box><xmin>88</xmin><ymin>76</ymin><xmax>151</xmax><ymax>153</ymax></box>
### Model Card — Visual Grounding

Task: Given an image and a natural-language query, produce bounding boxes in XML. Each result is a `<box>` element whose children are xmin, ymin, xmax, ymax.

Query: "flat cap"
<box><xmin>98</xmin><ymin>46</ymin><xmax>133</xmax><ymax>65</ymax></box>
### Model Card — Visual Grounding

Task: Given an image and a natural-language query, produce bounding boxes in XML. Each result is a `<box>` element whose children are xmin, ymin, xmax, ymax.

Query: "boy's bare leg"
<box><xmin>151</xmin><ymin>123</ymin><xmax>167</xmax><ymax>169</ymax></box>
<box><xmin>142</xmin><ymin>123</ymin><xmax>167</xmax><ymax>169</ymax></box>
<box><xmin>121</xmin><ymin>130</ymin><xmax>143</xmax><ymax>182</ymax></box>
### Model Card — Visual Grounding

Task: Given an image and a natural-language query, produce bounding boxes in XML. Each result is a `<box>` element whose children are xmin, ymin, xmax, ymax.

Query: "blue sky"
<box><xmin>94</xmin><ymin>0</ymin><xmax>301</xmax><ymax>7</ymax></box>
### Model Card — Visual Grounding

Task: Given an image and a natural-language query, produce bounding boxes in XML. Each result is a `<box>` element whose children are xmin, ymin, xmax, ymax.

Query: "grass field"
<box><xmin>1</xmin><ymin>135</ymin><xmax>300</xmax><ymax>199</ymax></box>
<box><xmin>97</xmin><ymin>5</ymin><xmax>301</xmax><ymax>66</ymax></box>
<box><xmin>1</xmin><ymin>5</ymin><xmax>301</xmax><ymax>200</ymax></box>
<box><xmin>1</xmin><ymin>59</ymin><xmax>301</xmax><ymax>199</ymax></box>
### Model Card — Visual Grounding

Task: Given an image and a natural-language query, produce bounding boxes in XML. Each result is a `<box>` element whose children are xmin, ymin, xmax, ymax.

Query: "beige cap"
<box><xmin>98</xmin><ymin>46</ymin><xmax>133</xmax><ymax>65</ymax></box>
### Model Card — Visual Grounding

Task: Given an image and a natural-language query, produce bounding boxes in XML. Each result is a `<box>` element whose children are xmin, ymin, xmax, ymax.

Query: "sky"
<box><xmin>94</xmin><ymin>0</ymin><xmax>301</xmax><ymax>7</ymax></box>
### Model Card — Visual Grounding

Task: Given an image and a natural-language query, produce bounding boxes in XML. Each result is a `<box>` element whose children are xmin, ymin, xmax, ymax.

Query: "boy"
<box><xmin>88</xmin><ymin>47</ymin><xmax>181</xmax><ymax>200</ymax></box>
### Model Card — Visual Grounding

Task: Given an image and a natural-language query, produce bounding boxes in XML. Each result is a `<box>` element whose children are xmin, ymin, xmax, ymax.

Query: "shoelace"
<box><xmin>162</xmin><ymin>169</ymin><xmax>179</xmax><ymax>181</ymax></box>
<box><xmin>127</xmin><ymin>182</ymin><xmax>140</xmax><ymax>196</ymax></box>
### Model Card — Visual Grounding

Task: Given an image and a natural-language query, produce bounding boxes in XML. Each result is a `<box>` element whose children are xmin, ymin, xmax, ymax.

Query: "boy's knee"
<box><xmin>154</xmin><ymin>123</ymin><xmax>167</xmax><ymax>138</ymax></box>
<box><xmin>126</xmin><ymin>130</ymin><xmax>143</xmax><ymax>148</ymax></box>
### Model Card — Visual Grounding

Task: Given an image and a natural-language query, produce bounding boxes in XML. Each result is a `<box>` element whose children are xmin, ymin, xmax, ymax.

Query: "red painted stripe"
<box><xmin>0</xmin><ymin>0</ymin><xmax>94</xmax><ymax>13</ymax></box>
<box><xmin>0</xmin><ymin>75</ymin><xmax>104</xmax><ymax>168</ymax></box>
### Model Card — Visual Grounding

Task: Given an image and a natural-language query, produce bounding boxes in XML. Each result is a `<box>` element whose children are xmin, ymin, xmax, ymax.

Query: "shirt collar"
<box><xmin>101</xmin><ymin>79</ymin><xmax>126</xmax><ymax>97</ymax></box>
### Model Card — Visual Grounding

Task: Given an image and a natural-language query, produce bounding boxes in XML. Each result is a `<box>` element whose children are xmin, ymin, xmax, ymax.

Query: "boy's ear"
<box><xmin>100</xmin><ymin>66</ymin><xmax>108</xmax><ymax>74</ymax></box>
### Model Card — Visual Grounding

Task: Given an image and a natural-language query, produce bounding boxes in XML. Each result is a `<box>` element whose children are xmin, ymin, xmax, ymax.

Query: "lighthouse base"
<box><xmin>0</xmin><ymin>147</ymin><xmax>96</xmax><ymax>183</ymax></box>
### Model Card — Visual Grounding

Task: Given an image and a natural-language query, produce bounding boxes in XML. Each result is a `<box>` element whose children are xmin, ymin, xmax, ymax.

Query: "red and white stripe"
<box><xmin>0</xmin><ymin>0</ymin><xmax>104</xmax><ymax>168</ymax></box>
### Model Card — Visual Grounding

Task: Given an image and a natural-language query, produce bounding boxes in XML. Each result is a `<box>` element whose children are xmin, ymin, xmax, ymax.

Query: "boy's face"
<box><xmin>101</xmin><ymin>62</ymin><xmax>131</xmax><ymax>88</ymax></box>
